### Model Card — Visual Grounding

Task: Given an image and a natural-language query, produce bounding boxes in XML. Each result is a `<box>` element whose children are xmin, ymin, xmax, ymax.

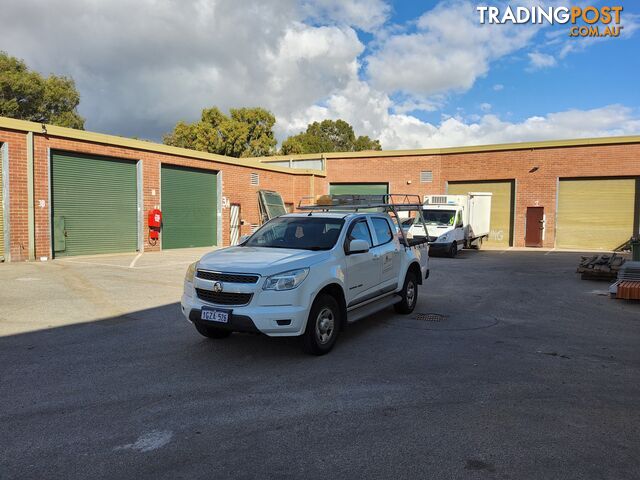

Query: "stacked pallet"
<box><xmin>577</xmin><ymin>254</ymin><xmax>625</xmax><ymax>281</ymax></box>
<box><xmin>610</xmin><ymin>262</ymin><xmax>640</xmax><ymax>300</ymax></box>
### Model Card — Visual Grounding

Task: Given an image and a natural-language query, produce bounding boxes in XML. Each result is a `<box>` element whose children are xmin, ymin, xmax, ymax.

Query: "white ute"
<box><xmin>181</xmin><ymin>195</ymin><xmax>430</xmax><ymax>355</ymax></box>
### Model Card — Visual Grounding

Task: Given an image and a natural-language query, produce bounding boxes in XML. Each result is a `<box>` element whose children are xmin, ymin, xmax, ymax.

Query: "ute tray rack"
<box><xmin>297</xmin><ymin>194</ymin><xmax>430</xmax><ymax>248</ymax></box>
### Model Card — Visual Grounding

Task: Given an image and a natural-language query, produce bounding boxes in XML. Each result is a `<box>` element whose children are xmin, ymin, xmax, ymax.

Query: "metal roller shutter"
<box><xmin>556</xmin><ymin>179</ymin><xmax>636</xmax><ymax>250</ymax></box>
<box><xmin>51</xmin><ymin>152</ymin><xmax>138</xmax><ymax>257</ymax></box>
<box><xmin>329</xmin><ymin>183</ymin><xmax>388</xmax><ymax>196</ymax></box>
<box><xmin>448</xmin><ymin>181</ymin><xmax>514</xmax><ymax>247</ymax></box>
<box><xmin>161</xmin><ymin>165</ymin><xmax>217</xmax><ymax>249</ymax></box>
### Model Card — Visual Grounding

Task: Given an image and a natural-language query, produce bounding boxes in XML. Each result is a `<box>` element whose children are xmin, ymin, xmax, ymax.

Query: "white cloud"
<box><xmin>366</xmin><ymin>1</ymin><xmax>538</xmax><ymax>96</ymax></box>
<box><xmin>301</xmin><ymin>0</ymin><xmax>391</xmax><ymax>32</ymax></box>
<box><xmin>492</xmin><ymin>84</ymin><xmax>504</xmax><ymax>91</ymax></box>
<box><xmin>527</xmin><ymin>52</ymin><xmax>557</xmax><ymax>69</ymax></box>
<box><xmin>0</xmin><ymin>0</ymin><xmax>637</xmax><ymax>153</ymax></box>
<box><xmin>480</xmin><ymin>103</ymin><xmax>492</xmax><ymax>112</ymax></box>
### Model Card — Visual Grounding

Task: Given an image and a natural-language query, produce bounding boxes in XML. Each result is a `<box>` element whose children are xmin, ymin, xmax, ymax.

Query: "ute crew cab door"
<box><xmin>344</xmin><ymin>218</ymin><xmax>380</xmax><ymax>306</ymax></box>
<box><xmin>368</xmin><ymin>216</ymin><xmax>401</xmax><ymax>291</ymax></box>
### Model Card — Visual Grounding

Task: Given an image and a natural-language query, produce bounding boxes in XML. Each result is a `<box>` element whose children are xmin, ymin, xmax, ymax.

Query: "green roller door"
<box><xmin>161</xmin><ymin>165</ymin><xmax>217</xmax><ymax>249</ymax></box>
<box><xmin>556</xmin><ymin>179</ymin><xmax>637</xmax><ymax>250</ymax></box>
<box><xmin>329</xmin><ymin>183</ymin><xmax>388</xmax><ymax>196</ymax></box>
<box><xmin>51</xmin><ymin>152</ymin><xmax>138</xmax><ymax>257</ymax></box>
<box><xmin>448</xmin><ymin>181</ymin><xmax>514</xmax><ymax>247</ymax></box>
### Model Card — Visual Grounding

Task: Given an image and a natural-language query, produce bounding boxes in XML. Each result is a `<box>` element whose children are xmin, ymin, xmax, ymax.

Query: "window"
<box><xmin>371</xmin><ymin>217</ymin><xmax>393</xmax><ymax>246</ymax></box>
<box><xmin>455</xmin><ymin>212</ymin><xmax>463</xmax><ymax>228</ymax></box>
<box><xmin>347</xmin><ymin>220</ymin><xmax>373</xmax><ymax>247</ymax></box>
<box><xmin>420</xmin><ymin>171</ymin><xmax>433</xmax><ymax>183</ymax></box>
<box><xmin>244</xmin><ymin>217</ymin><xmax>344</xmax><ymax>251</ymax></box>
<box><xmin>250</xmin><ymin>172</ymin><xmax>259</xmax><ymax>186</ymax></box>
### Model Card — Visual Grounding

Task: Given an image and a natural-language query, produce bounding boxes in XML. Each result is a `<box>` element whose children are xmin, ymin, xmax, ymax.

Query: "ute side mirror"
<box><xmin>347</xmin><ymin>239</ymin><xmax>370</xmax><ymax>254</ymax></box>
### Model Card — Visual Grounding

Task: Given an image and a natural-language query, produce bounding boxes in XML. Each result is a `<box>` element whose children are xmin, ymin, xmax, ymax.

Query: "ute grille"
<box><xmin>196</xmin><ymin>271</ymin><xmax>259</xmax><ymax>283</ymax></box>
<box><xmin>196</xmin><ymin>289</ymin><xmax>253</xmax><ymax>306</ymax></box>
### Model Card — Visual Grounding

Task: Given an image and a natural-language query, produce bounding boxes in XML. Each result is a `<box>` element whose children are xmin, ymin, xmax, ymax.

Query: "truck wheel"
<box><xmin>448</xmin><ymin>241</ymin><xmax>458</xmax><ymax>258</ymax></box>
<box><xmin>194</xmin><ymin>322</ymin><xmax>232</xmax><ymax>339</ymax></box>
<box><xmin>302</xmin><ymin>294</ymin><xmax>341</xmax><ymax>355</ymax></box>
<box><xmin>473</xmin><ymin>237</ymin><xmax>483</xmax><ymax>250</ymax></box>
<box><xmin>394</xmin><ymin>270</ymin><xmax>418</xmax><ymax>314</ymax></box>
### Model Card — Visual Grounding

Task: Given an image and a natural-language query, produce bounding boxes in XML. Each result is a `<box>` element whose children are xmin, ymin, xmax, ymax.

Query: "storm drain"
<box><xmin>412</xmin><ymin>313</ymin><xmax>447</xmax><ymax>322</ymax></box>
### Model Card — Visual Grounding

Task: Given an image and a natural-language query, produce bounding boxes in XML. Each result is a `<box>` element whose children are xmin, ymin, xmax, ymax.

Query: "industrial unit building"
<box><xmin>0</xmin><ymin>115</ymin><xmax>638</xmax><ymax>262</ymax></box>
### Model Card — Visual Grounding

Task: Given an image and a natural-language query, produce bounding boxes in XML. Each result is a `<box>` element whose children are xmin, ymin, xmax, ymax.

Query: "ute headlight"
<box><xmin>263</xmin><ymin>268</ymin><xmax>309</xmax><ymax>291</ymax></box>
<box><xmin>185</xmin><ymin>262</ymin><xmax>197</xmax><ymax>283</ymax></box>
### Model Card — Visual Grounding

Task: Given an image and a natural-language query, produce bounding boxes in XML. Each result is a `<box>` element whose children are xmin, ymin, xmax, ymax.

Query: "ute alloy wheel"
<box><xmin>302</xmin><ymin>294</ymin><xmax>341</xmax><ymax>355</ymax></box>
<box><xmin>394</xmin><ymin>270</ymin><xmax>418</xmax><ymax>314</ymax></box>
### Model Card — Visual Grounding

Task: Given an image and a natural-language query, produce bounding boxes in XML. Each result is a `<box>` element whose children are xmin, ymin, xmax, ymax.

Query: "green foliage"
<box><xmin>0</xmin><ymin>51</ymin><xmax>84</xmax><ymax>129</ymax></box>
<box><xmin>281</xmin><ymin>119</ymin><xmax>381</xmax><ymax>155</ymax></box>
<box><xmin>163</xmin><ymin>106</ymin><xmax>277</xmax><ymax>158</ymax></box>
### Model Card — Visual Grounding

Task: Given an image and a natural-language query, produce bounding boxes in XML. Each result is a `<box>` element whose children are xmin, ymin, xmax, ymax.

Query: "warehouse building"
<box><xmin>0</xmin><ymin>115</ymin><xmax>638</xmax><ymax>262</ymax></box>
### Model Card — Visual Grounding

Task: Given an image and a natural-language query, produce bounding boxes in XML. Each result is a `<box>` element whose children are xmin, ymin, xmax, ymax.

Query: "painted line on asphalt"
<box><xmin>129</xmin><ymin>253</ymin><xmax>143</xmax><ymax>268</ymax></box>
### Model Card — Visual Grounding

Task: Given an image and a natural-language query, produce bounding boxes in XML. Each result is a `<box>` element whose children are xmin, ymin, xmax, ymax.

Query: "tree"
<box><xmin>0</xmin><ymin>51</ymin><xmax>84</xmax><ymax>129</ymax></box>
<box><xmin>281</xmin><ymin>119</ymin><xmax>381</xmax><ymax>155</ymax></box>
<box><xmin>163</xmin><ymin>106</ymin><xmax>277</xmax><ymax>158</ymax></box>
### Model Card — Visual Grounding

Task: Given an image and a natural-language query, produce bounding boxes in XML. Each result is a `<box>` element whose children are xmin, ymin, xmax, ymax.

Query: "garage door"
<box><xmin>329</xmin><ymin>183</ymin><xmax>388</xmax><ymax>196</ymax></box>
<box><xmin>51</xmin><ymin>152</ymin><xmax>138</xmax><ymax>257</ymax></box>
<box><xmin>448</xmin><ymin>181</ymin><xmax>514</xmax><ymax>247</ymax></box>
<box><xmin>161</xmin><ymin>165</ymin><xmax>217</xmax><ymax>249</ymax></box>
<box><xmin>556</xmin><ymin>179</ymin><xmax>637</xmax><ymax>250</ymax></box>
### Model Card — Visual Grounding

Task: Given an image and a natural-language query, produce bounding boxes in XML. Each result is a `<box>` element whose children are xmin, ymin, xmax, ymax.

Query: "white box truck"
<box><xmin>408</xmin><ymin>193</ymin><xmax>492</xmax><ymax>257</ymax></box>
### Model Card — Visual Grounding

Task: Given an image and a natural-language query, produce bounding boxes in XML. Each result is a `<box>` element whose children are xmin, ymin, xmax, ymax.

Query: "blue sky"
<box><xmin>365</xmin><ymin>0</ymin><xmax>640</xmax><ymax>129</ymax></box>
<box><xmin>3</xmin><ymin>0</ymin><xmax>639</xmax><ymax>149</ymax></box>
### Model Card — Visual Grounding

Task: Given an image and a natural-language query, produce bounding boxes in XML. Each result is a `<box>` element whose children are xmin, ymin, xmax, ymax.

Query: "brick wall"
<box><xmin>0</xmin><ymin>128</ymin><xmax>319</xmax><ymax>261</ymax></box>
<box><xmin>321</xmin><ymin>143</ymin><xmax>640</xmax><ymax>248</ymax></box>
<box><xmin>2</xmin><ymin>123</ymin><xmax>639</xmax><ymax>261</ymax></box>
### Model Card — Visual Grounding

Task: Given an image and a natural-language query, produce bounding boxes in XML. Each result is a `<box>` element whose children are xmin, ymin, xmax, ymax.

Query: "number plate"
<box><xmin>200</xmin><ymin>307</ymin><xmax>231</xmax><ymax>323</ymax></box>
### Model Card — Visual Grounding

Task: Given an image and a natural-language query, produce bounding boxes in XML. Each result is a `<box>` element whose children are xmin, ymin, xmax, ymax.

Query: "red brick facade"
<box><xmin>1</xmin><ymin>119</ymin><xmax>639</xmax><ymax>261</ymax></box>
<box><xmin>0</xmin><ymin>126</ymin><xmax>321</xmax><ymax>262</ymax></box>
<box><xmin>316</xmin><ymin>143</ymin><xmax>640</xmax><ymax>248</ymax></box>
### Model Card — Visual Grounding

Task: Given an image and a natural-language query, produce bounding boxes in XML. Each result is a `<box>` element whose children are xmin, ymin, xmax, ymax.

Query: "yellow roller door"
<box><xmin>448</xmin><ymin>181</ymin><xmax>514</xmax><ymax>247</ymax></box>
<box><xmin>556</xmin><ymin>179</ymin><xmax>636</xmax><ymax>251</ymax></box>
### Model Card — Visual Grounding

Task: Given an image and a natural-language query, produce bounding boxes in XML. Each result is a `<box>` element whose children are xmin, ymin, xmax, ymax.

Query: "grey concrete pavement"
<box><xmin>0</xmin><ymin>249</ymin><xmax>639</xmax><ymax>479</ymax></box>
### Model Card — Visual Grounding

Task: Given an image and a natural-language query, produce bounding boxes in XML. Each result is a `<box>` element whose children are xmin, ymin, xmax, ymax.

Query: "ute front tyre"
<box><xmin>394</xmin><ymin>270</ymin><xmax>418</xmax><ymax>314</ymax></box>
<box><xmin>195</xmin><ymin>322</ymin><xmax>232</xmax><ymax>339</ymax></box>
<box><xmin>302</xmin><ymin>294</ymin><xmax>341</xmax><ymax>355</ymax></box>
<box><xmin>448</xmin><ymin>241</ymin><xmax>458</xmax><ymax>258</ymax></box>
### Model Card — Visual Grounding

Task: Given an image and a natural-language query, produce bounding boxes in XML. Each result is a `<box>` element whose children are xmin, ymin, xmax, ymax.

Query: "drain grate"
<box><xmin>413</xmin><ymin>313</ymin><xmax>447</xmax><ymax>322</ymax></box>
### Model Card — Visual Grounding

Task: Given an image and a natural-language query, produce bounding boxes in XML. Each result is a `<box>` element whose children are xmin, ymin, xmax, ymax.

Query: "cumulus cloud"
<box><xmin>0</xmin><ymin>0</ymin><xmax>638</xmax><ymax>151</ymax></box>
<box><xmin>366</xmin><ymin>1</ymin><xmax>537</xmax><ymax>97</ymax></box>
<box><xmin>301</xmin><ymin>0</ymin><xmax>391</xmax><ymax>32</ymax></box>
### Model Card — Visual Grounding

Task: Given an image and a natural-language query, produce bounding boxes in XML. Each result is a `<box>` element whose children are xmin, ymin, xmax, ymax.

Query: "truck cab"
<box><xmin>409</xmin><ymin>193</ymin><xmax>492</xmax><ymax>257</ymax></box>
<box><xmin>181</xmin><ymin>198</ymin><xmax>429</xmax><ymax>355</ymax></box>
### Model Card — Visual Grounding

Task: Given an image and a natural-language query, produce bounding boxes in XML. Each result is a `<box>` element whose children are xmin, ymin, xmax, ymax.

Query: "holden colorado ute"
<box><xmin>181</xmin><ymin>206</ymin><xmax>429</xmax><ymax>355</ymax></box>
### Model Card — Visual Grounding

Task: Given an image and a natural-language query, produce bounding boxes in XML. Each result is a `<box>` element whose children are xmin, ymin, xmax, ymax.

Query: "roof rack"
<box><xmin>297</xmin><ymin>194</ymin><xmax>430</xmax><ymax>247</ymax></box>
<box><xmin>297</xmin><ymin>193</ymin><xmax>423</xmax><ymax>212</ymax></box>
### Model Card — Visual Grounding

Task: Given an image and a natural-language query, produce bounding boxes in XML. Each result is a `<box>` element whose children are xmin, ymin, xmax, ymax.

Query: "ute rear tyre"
<box><xmin>194</xmin><ymin>322</ymin><xmax>232</xmax><ymax>339</ymax></box>
<box><xmin>448</xmin><ymin>241</ymin><xmax>458</xmax><ymax>258</ymax></box>
<box><xmin>302</xmin><ymin>294</ymin><xmax>341</xmax><ymax>355</ymax></box>
<box><xmin>394</xmin><ymin>270</ymin><xmax>418</xmax><ymax>314</ymax></box>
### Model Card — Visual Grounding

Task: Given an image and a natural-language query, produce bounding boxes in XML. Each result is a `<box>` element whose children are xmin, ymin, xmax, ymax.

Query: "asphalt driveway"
<box><xmin>0</xmin><ymin>249</ymin><xmax>638</xmax><ymax>479</ymax></box>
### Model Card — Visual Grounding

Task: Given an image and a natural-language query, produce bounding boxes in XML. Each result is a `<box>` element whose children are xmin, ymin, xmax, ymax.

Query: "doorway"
<box><xmin>525</xmin><ymin>207</ymin><xmax>544</xmax><ymax>247</ymax></box>
<box><xmin>230</xmin><ymin>204</ymin><xmax>241</xmax><ymax>245</ymax></box>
